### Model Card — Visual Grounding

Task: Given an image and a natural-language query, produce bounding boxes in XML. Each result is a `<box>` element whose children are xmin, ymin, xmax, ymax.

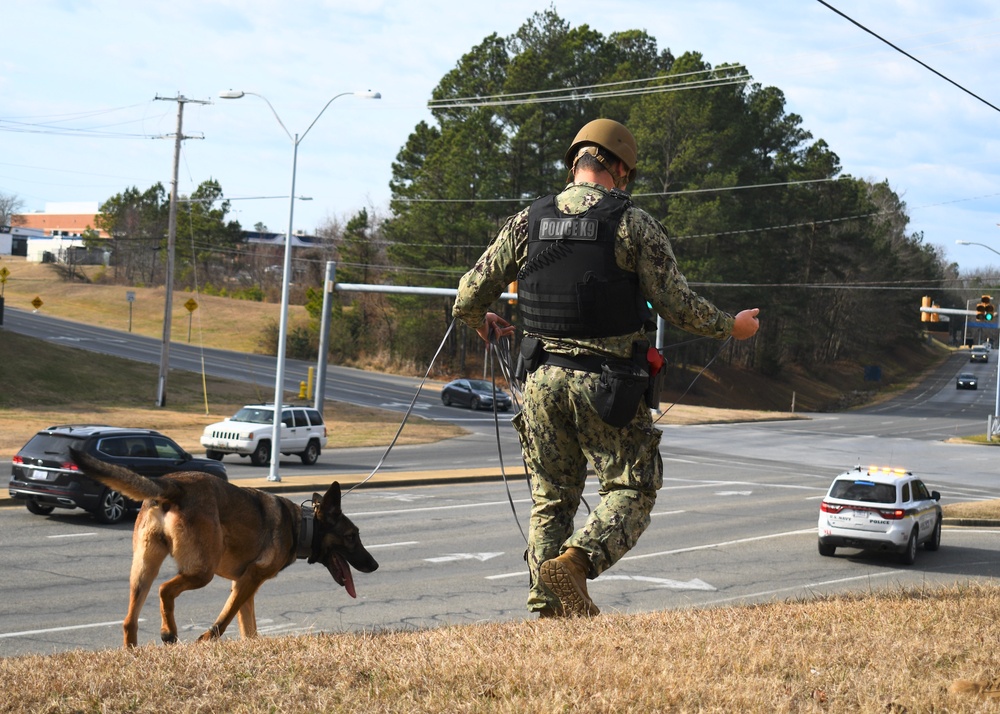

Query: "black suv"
<box><xmin>9</xmin><ymin>425</ymin><xmax>228</xmax><ymax>524</ymax></box>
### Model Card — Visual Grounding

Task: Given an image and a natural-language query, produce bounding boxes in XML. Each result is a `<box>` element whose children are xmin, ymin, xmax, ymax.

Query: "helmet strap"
<box><xmin>570</xmin><ymin>146</ymin><xmax>629</xmax><ymax>189</ymax></box>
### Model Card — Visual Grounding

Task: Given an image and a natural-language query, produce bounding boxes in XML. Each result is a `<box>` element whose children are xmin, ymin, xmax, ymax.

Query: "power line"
<box><xmin>395</xmin><ymin>178</ymin><xmax>844</xmax><ymax>204</ymax></box>
<box><xmin>816</xmin><ymin>0</ymin><xmax>1000</xmax><ymax>114</ymax></box>
<box><xmin>427</xmin><ymin>76</ymin><xmax>750</xmax><ymax>111</ymax></box>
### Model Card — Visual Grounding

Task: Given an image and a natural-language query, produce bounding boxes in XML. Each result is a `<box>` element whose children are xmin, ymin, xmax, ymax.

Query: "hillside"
<box><xmin>0</xmin><ymin>255</ymin><xmax>952</xmax><ymax>414</ymax></box>
<box><xmin>661</xmin><ymin>339</ymin><xmax>953</xmax><ymax>414</ymax></box>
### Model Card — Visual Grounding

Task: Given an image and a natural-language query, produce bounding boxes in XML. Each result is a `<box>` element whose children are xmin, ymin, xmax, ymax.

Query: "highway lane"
<box><xmin>3</xmin><ymin>307</ymin><xmax>442</xmax><ymax>414</ymax></box>
<box><xmin>3</xmin><ymin>447</ymin><xmax>999</xmax><ymax>657</ymax></box>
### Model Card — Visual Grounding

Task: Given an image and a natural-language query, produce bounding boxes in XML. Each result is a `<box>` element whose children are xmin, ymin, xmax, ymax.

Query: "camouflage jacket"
<box><xmin>453</xmin><ymin>182</ymin><xmax>735</xmax><ymax>359</ymax></box>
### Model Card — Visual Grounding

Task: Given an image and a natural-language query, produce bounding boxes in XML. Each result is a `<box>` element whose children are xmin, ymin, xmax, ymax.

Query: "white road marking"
<box><xmin>367</xmin><ymin>541</ymin><xmax>418</xmax><ymax>549</ymax></box>
<box><xmin>353</xmin><ymin>499</ymin><xmax>531</xmax><ymax>517</ymax></box>
<box><xmin>426</xmin><ymin>552</ymin><xmax>503</xmax><ymax>563</ymax></box>
<box><xmin>621</xmin><ymin>529</ymin><xmax>815</xmax><ymax>562</ymax></box>
<box><xmin>0</xmin><ymin>619</ymin><xmax>143</xmax><ymax>639</ymax></box>
<box><xmin>47</xmin><ymin>532</ymin><xmax>97</xmax><ymax>539</ymax></box>
<box><xmin>486</xmin><ymin>530</ymin><xmax>815</xmax><ymax>581</ymax></box>
<box><xmin>597</xmin><ymin>575</ymin><xmax>716</xmax><ymax>591</ymax></box>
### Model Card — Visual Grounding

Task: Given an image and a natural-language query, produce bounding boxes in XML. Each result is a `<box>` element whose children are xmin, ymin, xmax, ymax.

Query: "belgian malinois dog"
<box><xmin>71</xmin><ymin>449</ymin><xmax>379</xmax><ymax>648</ymax></box>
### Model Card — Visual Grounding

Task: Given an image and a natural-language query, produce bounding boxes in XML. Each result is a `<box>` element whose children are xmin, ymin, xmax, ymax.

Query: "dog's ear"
<box><xmin>315</xmin><ymin>482</ymin><xmax>342</xmax><ymax>520</ymax></box>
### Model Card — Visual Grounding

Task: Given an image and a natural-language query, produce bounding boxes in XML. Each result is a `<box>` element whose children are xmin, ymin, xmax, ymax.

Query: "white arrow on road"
<box><xmin>425</xmin><ymin>552</ymin><xmax>504</xmax><ymax>563</ymax></box>
<box><xmin>598</xmin><ymin>575</ymin><xmax>717</xmax><ymax>591</ymax></box>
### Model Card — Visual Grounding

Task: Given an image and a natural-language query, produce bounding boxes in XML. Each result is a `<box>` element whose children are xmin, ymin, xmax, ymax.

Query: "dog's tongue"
<box><xmin>343</xmin><ymin>565</ymin><xmax>356</xmax><ymax>598</ymax></box>
<box><xmin>333</xmin><ymin>553</ymin><xmax>357</xmax><ymax>598</ymax></box>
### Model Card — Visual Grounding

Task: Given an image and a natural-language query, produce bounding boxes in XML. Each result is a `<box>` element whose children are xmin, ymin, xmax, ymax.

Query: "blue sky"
<box><xmin>2</xmin><ymin>0</ymin><xmax>999</xmax><ymax>274</ymax></box>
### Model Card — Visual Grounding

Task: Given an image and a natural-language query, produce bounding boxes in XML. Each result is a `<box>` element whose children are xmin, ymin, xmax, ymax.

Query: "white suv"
<box><xmin>201</xmin><ymin>404</ymin><xmax>328</xmax><ymax>466</ymax></box>
<box><xmin>818</xmin><ymin>465</ymin><xmax>942</xmax><ymax>565</ymax></box>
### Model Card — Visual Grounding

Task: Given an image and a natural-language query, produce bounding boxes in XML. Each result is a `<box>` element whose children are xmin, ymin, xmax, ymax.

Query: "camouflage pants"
<box><xmin>512</xmin><ymin>363</ymin><xmax>662</xmax><ymax>612</ymax></box>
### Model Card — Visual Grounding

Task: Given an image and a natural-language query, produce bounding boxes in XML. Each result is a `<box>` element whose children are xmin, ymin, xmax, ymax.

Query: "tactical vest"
<box><xmin>517</xmin><ymin>192</ymin><xmax>650</xmax><ymax>338</ymax></box>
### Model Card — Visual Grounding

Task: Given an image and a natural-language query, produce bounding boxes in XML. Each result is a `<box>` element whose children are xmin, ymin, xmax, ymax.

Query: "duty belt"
<box><xmin>538</xmin><ymin>349</ymin><xmax>606</xmax><ymax>374</ymax></box>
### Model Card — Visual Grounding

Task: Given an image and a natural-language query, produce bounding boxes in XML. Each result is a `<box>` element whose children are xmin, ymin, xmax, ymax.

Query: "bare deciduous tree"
<box><xmin>0</xmin><ymin>192</ymin><xmax>25</xmax><ymax>227</ymax></box>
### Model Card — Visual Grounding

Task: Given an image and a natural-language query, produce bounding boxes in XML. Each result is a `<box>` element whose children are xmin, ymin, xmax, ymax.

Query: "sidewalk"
<box><xmin>1</xmin><ymin>468</ymin><xmax>510</xmax><ymax>509</ymax></box>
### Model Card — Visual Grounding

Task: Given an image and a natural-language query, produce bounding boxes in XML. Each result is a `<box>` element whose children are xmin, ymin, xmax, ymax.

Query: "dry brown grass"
<box><xmin>943</xmin><ymin>500</ymin><xmax>1000</xmax><ymax>521</ymax></box>
<box><xmin>2</xmin><ymin>584</ymin><xmax>1000</xmax><ymax>712</ymax></box>
<box><xmin>0</xmin><ymin>402</ymin><xmax>464</xmax><ymax>462</ymax></box>
<box><xmin>0</xmin><ymin>319</ymin><xmax>463</xmax><ymax>460</ymax></box>
<box><xmin>0</xmin><ymin>257</ymin><xmax>306</xmax><ymax>354</ymax></box>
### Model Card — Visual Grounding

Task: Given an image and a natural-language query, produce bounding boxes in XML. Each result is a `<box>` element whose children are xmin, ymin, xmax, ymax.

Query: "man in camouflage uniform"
<box><xmin>453</xmin><ymin>118</ymin><xmax>760</xmax><ymax>617</ymax></box>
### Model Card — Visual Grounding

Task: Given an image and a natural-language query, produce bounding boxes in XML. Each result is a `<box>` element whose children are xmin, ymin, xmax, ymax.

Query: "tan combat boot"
<box><xmin>539</xmin><ymin>547</ymin><xmax>600</xmax><ymax>617</ymax></box>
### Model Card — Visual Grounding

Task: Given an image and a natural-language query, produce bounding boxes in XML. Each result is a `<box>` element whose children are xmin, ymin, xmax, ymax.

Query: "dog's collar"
<box><xmin>297</xmin><ymin>502</ymin><xmax>315</xmax><ymax>560</ymax></box>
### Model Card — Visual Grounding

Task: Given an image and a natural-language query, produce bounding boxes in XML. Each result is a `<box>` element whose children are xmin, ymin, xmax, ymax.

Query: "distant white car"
<box><xmin>818</xmin><ymin>465</ymin><xmax>942</xmax><ymax>565</ymax></box>
<box><xmin>970</xmin><ymin>346</ymin><xmax>989</xmax><ymax>363</ymax></box>
<box><xmin>200</xmin><ymin>404</ymin><xmax>328</xmax><ymax>466</ymax></box>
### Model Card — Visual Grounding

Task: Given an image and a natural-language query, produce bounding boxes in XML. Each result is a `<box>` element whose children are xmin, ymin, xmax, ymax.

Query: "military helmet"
<box><xmin>564</xmin><ymin>118</ymin><xmax>637</xmax><ymax>184</ymax></box>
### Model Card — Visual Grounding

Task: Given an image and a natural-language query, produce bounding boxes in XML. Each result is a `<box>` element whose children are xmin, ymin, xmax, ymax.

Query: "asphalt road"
<box><xmin>3</xmin><ymin>311</ymin><xmax>1000</xmax><ymax>656</ymax></box>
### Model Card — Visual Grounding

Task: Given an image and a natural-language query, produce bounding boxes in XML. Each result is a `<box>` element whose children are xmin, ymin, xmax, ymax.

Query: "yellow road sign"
<box><xmin>31</xmin><ymin>296</ymin><xmax>43</xmax><ymax>309</ymax></box>
<box><xmin>184</xmin><ymin>298</ymin><xmax>198</xmax><ymax>312</ymax></box>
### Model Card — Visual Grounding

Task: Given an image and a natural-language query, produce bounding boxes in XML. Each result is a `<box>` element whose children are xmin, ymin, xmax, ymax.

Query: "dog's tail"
<box><xmin>70</xmin><ymin>447</ymin><xmax>178</xmax><ymax>503</ymax></box>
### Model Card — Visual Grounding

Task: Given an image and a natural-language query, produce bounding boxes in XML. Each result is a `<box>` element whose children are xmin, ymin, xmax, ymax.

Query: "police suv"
<box><xmin>817</xmin><ymin>465</ymin><xmax>942</xmax><ymax>565</ymax></box>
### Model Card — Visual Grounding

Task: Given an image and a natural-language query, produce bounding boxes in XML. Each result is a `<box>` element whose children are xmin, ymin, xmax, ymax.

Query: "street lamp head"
<box><xmin>219</xmin><ymin>90</ymin><xmax>246</xmax><ymax>99</ymax></box>
<box><xmin>355</xmin><ymin>90</ymin><xmax>381</xmax><ymax>99</ymax></box>
<box><xmin>956</xmin><ymin>240</ymin><xmax>972</xmax><ymax>245</ymax></box>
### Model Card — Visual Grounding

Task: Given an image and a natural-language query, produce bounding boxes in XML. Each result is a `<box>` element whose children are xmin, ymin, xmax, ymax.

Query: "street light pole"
<box><xmin>220</xmin><ymin>89</ymin><xmax>380</xmax><ymax>481</ymax></box>
<box><xmin>955</xmin><ymin>239</ymin><xmax>1000</xmax><ymax>438</ymax></box>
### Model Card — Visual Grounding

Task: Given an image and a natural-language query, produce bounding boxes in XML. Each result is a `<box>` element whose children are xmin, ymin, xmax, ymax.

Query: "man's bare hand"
<box><xmin>477</xmin><ymin>312</ymin><xmax>516</xmax><ymax>343</ymax></box>
<box><xmin>732</xmin><ymin>308</ymin><xmax>760</xmax><ymax>340</ymax></box>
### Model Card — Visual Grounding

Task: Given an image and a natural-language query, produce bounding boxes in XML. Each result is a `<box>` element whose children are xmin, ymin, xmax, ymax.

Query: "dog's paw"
<box><xmin>160</xmin><ymin>631</ymin><xmax>178</xmax><ymax>645</ymax></box>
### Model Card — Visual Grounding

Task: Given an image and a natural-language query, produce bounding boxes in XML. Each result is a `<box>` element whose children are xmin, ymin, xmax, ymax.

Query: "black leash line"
<box><xmin>343</xmin><ymin>320</ymin><xmax>732</xmax><ymax>549</ymax></box>
<box><xmin>343</xmin><ymin>318</ymin><xmax>456</xmax><ymax>496</ymax></box>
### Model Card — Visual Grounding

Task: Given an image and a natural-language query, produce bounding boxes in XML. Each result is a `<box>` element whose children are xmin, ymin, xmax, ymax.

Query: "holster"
<box><xmin>515</xmin><ymin>336</ymin><xmax>543</xmax><ymax>382</ymax></box>
<box><xmin>594</xmin><ymin>342</ymin><xmax>650</xmax><ymax>428</ymax></box>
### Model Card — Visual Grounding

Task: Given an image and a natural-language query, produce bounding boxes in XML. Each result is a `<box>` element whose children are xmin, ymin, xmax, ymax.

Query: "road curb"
<box><xmin>1</xmin><ymin>468</ymin><xmax>510</xmax><ymax>510</ymax></box>
<box><xmin>942</xmin><ymin>517</ymin><xmax>1000</xmax><ymax>528</ymax></box>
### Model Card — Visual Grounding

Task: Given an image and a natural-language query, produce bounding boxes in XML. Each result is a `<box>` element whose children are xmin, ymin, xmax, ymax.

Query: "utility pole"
<box><xmin>314</xmin><ymin>261</ymin><xmax>337</xmax><ymax>411</ymax></box>
<box><xmin>154</xmin><ymin>94</ymin><xmax>208</xmax><ymax>407</ymax></box>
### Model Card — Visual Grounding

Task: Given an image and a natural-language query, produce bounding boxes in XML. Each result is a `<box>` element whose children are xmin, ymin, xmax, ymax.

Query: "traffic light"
<box><xmin>921</xmin><ymin>295</ymin><xmax>931</xmax><ymax>322</ymax></box>
<box><xmin>983</xmin><ymin>295</ymin><xmax>995</xmax><ymax>322</ymax></box>
<box><xmin>977</xmin><ymin>299</ymin><xmax>987</xmax><ymax>321</ymax></box>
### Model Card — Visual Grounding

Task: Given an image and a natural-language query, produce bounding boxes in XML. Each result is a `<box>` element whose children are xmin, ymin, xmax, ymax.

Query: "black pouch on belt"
<box><xmin>594</xmin><ymin>357</ymin><xmax>649</xmax><ymax>428</ymax></box>
<box><xmin>515</xmin><ymin>336</ymin><xmax>542</xmax><ymax>382</ymax></box>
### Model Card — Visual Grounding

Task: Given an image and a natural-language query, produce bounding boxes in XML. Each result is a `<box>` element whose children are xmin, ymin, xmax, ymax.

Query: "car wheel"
<box><xmin>925</xmin><ymin>516</ymin><xmax>942</xmax><ymax>551</ymax></box>
<box><xmin>900</xmin><ymin>527</ymin><xmax>919</xmax><ymax>565</ymax></box>
<box><xmin>442</xmin><ymin>393</ymin><xmax>452</xmax><ymax>407</ymax></box>
<box><xmin>94</xmin><ymin>488</ymin><xmax>128</xmax><ymax>525</ymax></box>
<box><xmin>205</xmin><ymin>449</ymin><xmax>224</xmax><ymax>461</ymax></box>
<box><xmin>250</xmin><ymin>440</ymin><xmax>271</xmax><ymax>467</ymax></box>
<box><xmin>299</xmin><ymin>440</ymin><xmax>320</xmax><ymax>465</ymax></box>
<box><xmin>25</xmin><ymin>499</ymin><xmax>55</xmax><ymax>516</ymax></box>
<box><xmin>470</xmin><ymin>396</ymin><xmax>481</xmax><ymax>411</ymax></box>
<box><xmin>818</xmin><ymin>541</ymin><xmax>836</xmax><ymax>557</ymax></box>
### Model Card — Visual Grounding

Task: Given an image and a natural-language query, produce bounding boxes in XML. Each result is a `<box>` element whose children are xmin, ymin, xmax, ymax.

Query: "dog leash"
<box><xmin>651</xmin><ymin>335</ymin><xmax>734</xmax><ymax>425</ymax></box>
<box><xmin>483</xmin><ymin>331</ymin><xmax>530</xmax><ymax>544</ymax></box>
<box><xmin>341</xmin><ymin>319</ymin><xmax>733</xmax><ymax>547</ymax></box>
<box><xmin>343</xmin><ymin>319</ymin><xmax>456</xmax><ymax>496</ymax></box>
